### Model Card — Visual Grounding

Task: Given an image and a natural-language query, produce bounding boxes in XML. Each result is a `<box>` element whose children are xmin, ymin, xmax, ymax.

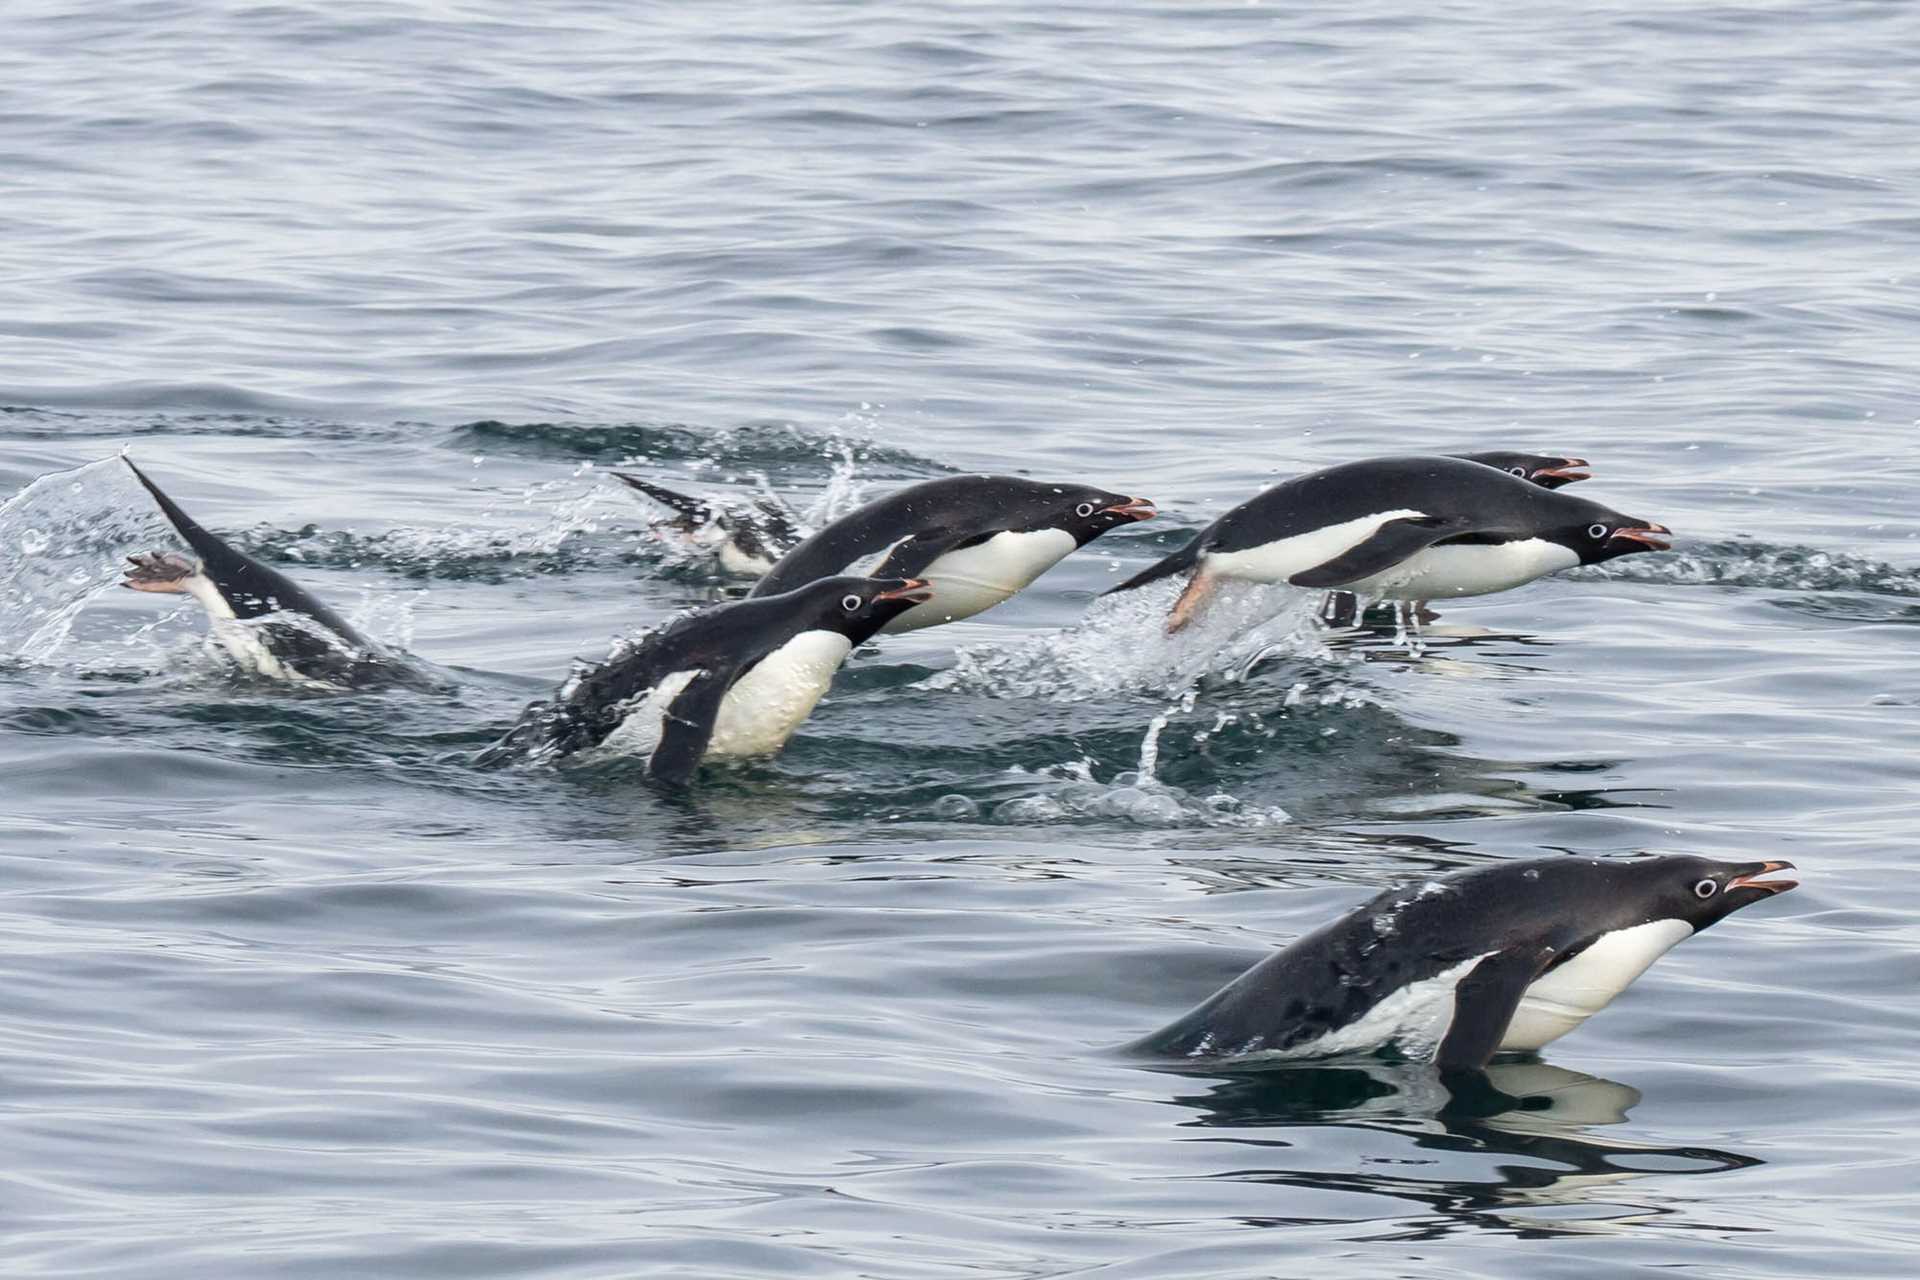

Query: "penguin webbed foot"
<box><xmin>122</xmin><ymin>551</ymin><xmax>197</xmax><ymax>593</ymax></box>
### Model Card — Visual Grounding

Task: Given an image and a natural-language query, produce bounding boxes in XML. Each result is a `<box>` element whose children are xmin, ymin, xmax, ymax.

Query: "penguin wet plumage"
<box><xmin>1319</xmin><ymin>450</ymin><xmax>1596</xmax><ymax>626</ymax></box>
<box><xmin>476</xmin><ymin>575</ymin><xmax>931</xmax><ymax>785</ymax></box>
<box><xmin>119</xmin><ymin>457</ymin><xmax>431</xmax><ymax>689</ymax></box>
<box><xmin>749</xmin><ymin>474</ymin><xmax>1156</xmax><ymax>633</ymax></box>
<box><xmin>610</xmin><ymin>472</ymin><xmax>804</xmax><ymax>578</ymax></box>
<box><xmin>1103</xmin><ymin>455</ymin><xmax>1667</xmax><ymax>633</ymax></box>
<box><xmin>1123</xmin><ymin>854</ymin><xmax>1798</xmax><ymax>1072</ymax></box>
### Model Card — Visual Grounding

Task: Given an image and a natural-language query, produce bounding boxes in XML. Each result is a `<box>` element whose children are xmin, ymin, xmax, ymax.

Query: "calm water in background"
<box><xmin>3</xmin><ymin>2</ymin><xmax>1920</xmax><ymax>1276</ymax></box>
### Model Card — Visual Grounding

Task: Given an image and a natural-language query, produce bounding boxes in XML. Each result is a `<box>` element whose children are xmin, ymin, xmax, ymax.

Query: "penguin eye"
<box><xmin>1693</xmin><ymin>878</ymin><xmax>1717</xmax><ymax>899</ymax></box>
<box><xmin>1075</xmin><ymin>502</ymin><xmax>1096</xmax><ymax>518</ymax></box>
<box><xmin>1587</xmin><ymin>523</ymin><xmax>1610</xmax><ymax>540</ymax></box>
<box><xmin>1508</xmin><ymin>466</ymin><xmax>1528</xmax><ymax>477</ymax></box>
<box><xmin>840</xmin><ymin>593</ymin><xmax>862</xmax><ymax>613</ymax></box>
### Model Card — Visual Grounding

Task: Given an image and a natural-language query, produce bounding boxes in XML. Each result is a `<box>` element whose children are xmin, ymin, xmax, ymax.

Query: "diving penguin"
<box><xmin>476</xmin><ymin>575</ymin><xmax>931</xmax><ymax>784</ymax></box>
<box><xmin>610</xmin><ymin>472</ymin><xmax>804</xmax><ymax>577</ymax></box>
<box><xmin>1124</xmin><ymin>854</ymin><xmax>1797</xmax><ymax>1071</ymax></box>
<box><xmin>748</xmin><ymin>475</ymin><xmax>1156</xmax><ymax>632</ymax></box>
<box><xmin>1103</xmin><ymin>455</ymin><xmax>1668</xmax><ymax>632</ymax></box>
<box><xmin>119</xmin><ymin>458</ymin><xmax>432</xmax><ymax>689</ymax></box>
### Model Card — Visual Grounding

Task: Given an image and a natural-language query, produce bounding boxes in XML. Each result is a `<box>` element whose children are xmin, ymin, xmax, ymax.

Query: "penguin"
<box><xmin>1123</xmin><ymin>854</ymin><xmax>1797</xmax><ymax>1072</ymax></box>
<box><xmin>610</xmin><ymin>472</ymin><xmax>804</xmax><ymax>577</ymax></box>
<box><xmin>476</xmin><ymin>575</ymin><xmax>932</xmax><ymax>783</ymax></box>
<box><xmin>1102</xmin><ymin>455</ymin><xmax>1668</xmax><ymax>632</ymax></box>
<box><xmin>119</xmin><ymin>458</ymin><xmax>431</xmax><ymax>689</ymax></box>
<box><xmin>748</xmin><ymin>475</ymin><xmax>1156</xmax><ymax>632</ymax></box>
<box><xmin>1319</xmin><ymin>451</ymin><xmax>1594</xmax><ymax>625</ymax></box>
<box><xmin>1453</xmin><ymin>451</ymin><xmax>1591</xmax><ymax>490</ymax></box>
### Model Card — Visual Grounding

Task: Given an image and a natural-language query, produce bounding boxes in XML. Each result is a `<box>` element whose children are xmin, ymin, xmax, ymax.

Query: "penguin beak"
<box><xmin>1728</xmin><ymin>860</ymin><xmax>1797</xmax><ymax>895</ymax></box>
<box><xmin>875</xmin><ymin>578</ymin><xmax>934</xmax><ymax>604</ymax></box>
<box><xmin>1534</xmin><ymin>459</ymin><xmax>1591</xmax><ymax>483</ymax></box>
<box><xmin>1103</xmin><ymin>498</ymin><xmax>1157</xmax><ymax>522</ymax></box>
<box><xmin>1610</xmin><ymin>522</ymin><xmax>1672</xmax><ymax>551</ymax></box>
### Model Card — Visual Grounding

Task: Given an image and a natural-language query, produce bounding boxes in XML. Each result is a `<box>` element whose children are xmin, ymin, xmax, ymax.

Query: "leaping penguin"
<box><xmin>1103</xmin><ymin>455</ymin><xmax>1668</xmax><ymax>632</ymax></box>
<box><xmin>748</xmin><ymin>475</ymin><xmax>1156</xmax><ymax>632</ymax></box>
<box><xmin>610</xmin><ymin>472</ymin><xmax>804</xmax><ymax>577</ymax></box>
<box><xmin>119</xmin><ymin>458</ymin><xmax>431</xmax><ymax>689</ymax></box>
<box><xmin>476</xmin><ymin>575</ymin><xmax>931</xmax><ymax>784</ymax></box>
<box><xmin>1319</xmin><ymin>450</ymin><xmax>1595</xmax><ymax>626</ymax></box>
<box><xmin>1123</xmin><ymin>854</ymin><xmax>1797</xmax><ymax>1072</ymax></box>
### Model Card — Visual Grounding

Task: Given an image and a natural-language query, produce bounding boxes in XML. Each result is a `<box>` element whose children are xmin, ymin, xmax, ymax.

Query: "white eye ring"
<box><xmin>1587</xmin><ymin>523</ymin><xmax>1609</xmax><ymax>539</ymax></box>
<box><xmin>1508</xmin><ymin>466</ymin><xmax>1528</xmax><ymax>476</ymax></box>
<box><xmin>1694</xmin><ymin>878</ymin><xmax>1717</xmax><ymax>899</ymax></box>
<box><xmin>841</xmin><ymin>594</ymin><xmax>862</xmax><ymax>612</ymax></box>
<box><xmin>1075</xmin><ymin>502</ymin><xmax>1096</xmax><ymax>518</ymax></box>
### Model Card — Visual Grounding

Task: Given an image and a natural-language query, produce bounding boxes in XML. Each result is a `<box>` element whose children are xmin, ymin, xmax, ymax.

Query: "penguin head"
<box><xmin>802</xmin><ymin>575</ymin><xmax>935</xmax><ymax>642</ymax></box>
<box><xmin>1460</xmin><ymin>451</ymin><xmax>1592</xmax><ymax>490</ymax></box>
<box><xmin>1017</xmin><ymin>484</ymin><xmax>1157</xmax><ymax>546</ymax></box>
<box><xmin>1630</xmin><ymin>855</ymin><xmax>1798</xmax><ymax>933</ymax></box>
<box><xmin>1549</xmin><ymin>497</ymin><xmax>1672</xmax><ymax>566</ymax></box>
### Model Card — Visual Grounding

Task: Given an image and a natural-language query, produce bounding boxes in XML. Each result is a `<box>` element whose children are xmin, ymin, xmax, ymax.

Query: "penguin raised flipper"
<box><xmin>749</xmin><ymin>475</ymin><xmax>1155</xmax><ymax>634</ymax></box>
<box><xmin>119</xmin><ymin>458</ymin><xmax>428</xmax><ymax>689</ymax></box>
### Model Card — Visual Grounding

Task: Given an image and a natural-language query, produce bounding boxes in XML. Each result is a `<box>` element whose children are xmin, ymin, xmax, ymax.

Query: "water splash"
<box><xmin>1576</xmin><ymin>538</ymin><xmax>1920</xmax><ymax>597</ymax></box>
<box><xmin>0</xmin><ymin>456</ymin><xmax>172</xmax><ymax>662</ymax></box>
<box><xmin>927</xmin><ymin>577</ymin><xmax>1340</xmax><ymax>702</ymax></box>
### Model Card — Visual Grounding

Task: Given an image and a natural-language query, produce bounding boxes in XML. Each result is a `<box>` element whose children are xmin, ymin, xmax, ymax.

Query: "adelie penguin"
<box><xmin>1124</xmin><ymin>854</ymin><xmax>1797</xmax><ymax>1072</ymax></box>
<box><xmin>748</xmin><ymin>475</ymin><xmax>1157</xmax><ymax>632</ymax></box>
<box><xmin>119</xmin><ymin>458</ymin><xmax>432</xmax><ymax>690</ymax></box>
<box><xmin>477</xmin><ymin>575</ymin><xmax>932</xmax><ymax>784</ymax></box>
<box><xmin>1319</xmin><ymin>450</ymin><xmax>1593</xmax><ymax>626</ymax></box>
<box><xmin>610</xmin><ymin>472</ymin><xmax>804</xmax><ymax>577</ymax></box>
<box><xmin>1104</xmin><ymin>455</ymin><xmax>1668</xmax><ymax>632</ymax></box>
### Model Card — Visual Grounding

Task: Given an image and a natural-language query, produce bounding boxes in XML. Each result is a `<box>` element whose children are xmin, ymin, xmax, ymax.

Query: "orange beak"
<box><xmin>1612</xmin><ymin>523</ymin><xmax>1672</xmax><ymax>551</ymax></box>
<box><xmin>1103</xmin><ymin>497</ymin><xmax>1157</xmax><ymax>522</ymax></box>
<box><xmin>876</xmin><ymin>578</ymin><xmax>934</xmax><ymax>604</ymax></box>
<box><xmin>1729</xmin><ymin>860</ymin><xmax>1797</xmax><ymax>895</ymax></box>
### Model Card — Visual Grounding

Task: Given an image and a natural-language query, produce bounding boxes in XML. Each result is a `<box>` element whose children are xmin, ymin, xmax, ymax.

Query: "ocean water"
<box><xmin>3</xmin><ymin>2</ymin><xmax>1919</xmax><ymax>1276</ymax></box>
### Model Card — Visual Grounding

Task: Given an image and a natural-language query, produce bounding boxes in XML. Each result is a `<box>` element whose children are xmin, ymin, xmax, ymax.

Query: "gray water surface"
<box><xmin>3</xmin><ymin>3</ymin><xmax>1919</xmax><ymax>1276</ymax></box>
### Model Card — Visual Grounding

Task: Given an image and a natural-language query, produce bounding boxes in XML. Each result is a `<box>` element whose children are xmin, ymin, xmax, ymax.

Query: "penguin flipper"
<box><xmin>647</xmin><ymin>669</ymin><xmax>732</xmax><ymax>787</ymax></box>
<box><xmin>1287</xmin><ymin>516</ymin><xmax>1470</xmax><ymax>589</ymax></box>
<box><xmin>869</xmin><ymin>526</ymin><xmax>983</xmax><ymax>579</ymax></box>
<box><xmin>1434</xmin><ymin>944</ymin><xmax>1558</xmax><ymax>1071</ymax></box>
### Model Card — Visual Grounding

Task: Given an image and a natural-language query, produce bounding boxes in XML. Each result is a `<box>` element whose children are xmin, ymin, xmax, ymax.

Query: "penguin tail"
<box><xmin>1101</xmin><ymin>544</ymin><xmax>1199</xmax><ymax>597</ymax></box>
<box><xmin>610</xmin><ymin>473</ymin><xmax>710</xmax><ymax>529</ymax></box>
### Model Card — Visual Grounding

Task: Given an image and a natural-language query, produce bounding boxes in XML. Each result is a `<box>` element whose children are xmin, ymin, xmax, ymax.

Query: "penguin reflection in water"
<box><xmin>118</xmin><ymin>458</ymin><xmax>434</xmax><ymax>690</ymax></box>
<box><xmin>1106</xmin><ymin>455</ymin><xmax>1668</xmax><ymax>633</ymax></box>
<box><xmin>1124</xmin><ymin>855</ymin><xmax>1796</xmax><ymax>1072</ymax></box>
<box><xmin>477</xmin><ymin>576</ymin><xmax>931</xmax><ymax>785</ymax></box>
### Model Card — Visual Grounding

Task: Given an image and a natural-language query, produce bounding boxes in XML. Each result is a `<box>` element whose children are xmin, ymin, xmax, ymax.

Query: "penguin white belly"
<box><xmin>1499</xmin><ymin>919</ymin><xmax>1693</xmax><ymax>1052</ymax></box>
<box><xmin>716</xmin><ymin>538</ymin><xmax>778</xmax><ymax>578</ymax></box>
<box><xmin>1204</xmin><ymin>510</ymin><xmax>1427</xmax><ymax>585</ymax></box>
<box><xmin>1349</xmin><ymin>538</ymin><xmax>1581</xmax><ymax>601</ymax></box>
<box><xmin>705</xmin><ymin>630</ymin><xmax>852</xmax><ymax>757</ymax></box>
<box><xmin>184</xmin><ymin>572</ymin><xmax>297</xmax><ymax>682</ymax></box>
<box><xmin>875</xmin><ymin>528</ymin><xmax>1078</xmax><ymax>633</ymax></box>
